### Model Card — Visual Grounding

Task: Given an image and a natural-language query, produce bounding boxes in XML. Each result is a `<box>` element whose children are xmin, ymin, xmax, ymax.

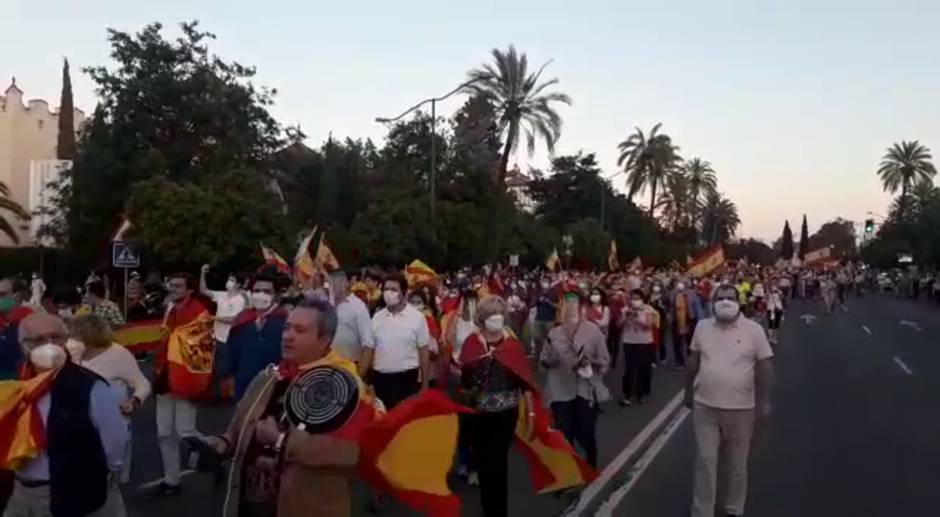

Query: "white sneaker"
<box><xmin>467</xmin><ymin>472</ymin><xmax>479</xmax><ymax>486</ymax></box>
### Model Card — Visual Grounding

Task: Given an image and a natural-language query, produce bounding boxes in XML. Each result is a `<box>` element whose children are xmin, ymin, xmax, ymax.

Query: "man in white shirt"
<box><xmin>200</xmin><ymin>265</ymin><xmax>246</xmax><ymax>398</ymax></box>
<box><xmin>684</xmin><ymin>284</ymin><xmax>775</xmax><ymax>517</ymax></box>
<box><xmin>329</xmin><ymin>270</ymin><xmax>374</xmax><ymax>362</ymax></box>
<box><xmin>359</xmin><ymin>274</ymin><xmax>430</xmax><ymax>410</ymax></box>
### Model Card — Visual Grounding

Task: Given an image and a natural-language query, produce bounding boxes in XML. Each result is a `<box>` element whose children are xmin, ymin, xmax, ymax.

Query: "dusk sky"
<box><xmin>5</xmin><ymin>0</ymin><xmax>936</xmax><ymax>241</ymax></box>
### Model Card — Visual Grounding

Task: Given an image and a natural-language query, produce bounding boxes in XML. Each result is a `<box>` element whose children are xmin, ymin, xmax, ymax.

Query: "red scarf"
<box><xmin>458</xmin><ymin>332</ymin><xmax>536</xmax><ymax>393</ymax></box>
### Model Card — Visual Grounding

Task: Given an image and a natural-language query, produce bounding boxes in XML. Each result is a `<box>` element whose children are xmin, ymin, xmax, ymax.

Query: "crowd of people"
<box><xmin>0</xmin><ymin>257</ymin><xmax>877</xmax><ymax>517</ymax></box>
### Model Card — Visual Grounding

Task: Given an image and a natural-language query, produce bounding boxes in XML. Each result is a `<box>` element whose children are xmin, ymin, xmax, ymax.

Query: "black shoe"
<box><xmin>145</xmin><ymin>482</ymin><xmax>182</xmax><ymax>500</ymax></box>
<box><xmin>368</xmin><ymin>494</ymin><xmax>389</xmax><ymax>513</ymax></box>
<box><xmin>724</xmin><ymin>513</ymin><xmax>741</xmax><ymax>517</ymax></box>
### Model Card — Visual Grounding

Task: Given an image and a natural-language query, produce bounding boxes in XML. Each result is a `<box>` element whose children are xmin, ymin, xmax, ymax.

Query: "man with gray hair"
<box><xmin>6</xmin><ymin>313</ymin><xmax>127</xmax><ymax>517</ymax></box>
<box><xmin>329</xmin><ymin>270</ymin><xmax>374</xmax><ymax>363</ymax></box>
<box><xmin>684</xmin><ymin>284</ymin><xmax>775</xmax><ymax>517</ymax></box>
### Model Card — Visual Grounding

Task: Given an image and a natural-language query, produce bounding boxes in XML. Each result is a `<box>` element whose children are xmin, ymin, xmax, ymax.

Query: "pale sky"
<box><xmin>5</xmin><ymin>0</ymin><xmax>935</xmax><ymax>242</ymax></box>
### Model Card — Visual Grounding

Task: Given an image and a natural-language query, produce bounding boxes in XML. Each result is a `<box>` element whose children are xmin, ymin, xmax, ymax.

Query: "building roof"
<box><xmin>4</xmin><ymin>77</ymin><xmax>22</xmax><ymax>95</ymax></box>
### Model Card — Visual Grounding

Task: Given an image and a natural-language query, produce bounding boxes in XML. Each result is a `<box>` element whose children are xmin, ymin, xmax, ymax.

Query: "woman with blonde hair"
<box><xmin>68</xmin><ymin>314</ymin><xmax>151</xmax><ymax>485</ymax></box>
<box><xmin>459</xmin><ymin>295</ymin><xmax>536</xmax><ymax>517</ymax></box>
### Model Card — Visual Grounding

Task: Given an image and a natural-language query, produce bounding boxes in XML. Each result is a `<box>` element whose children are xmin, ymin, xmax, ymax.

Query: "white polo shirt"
<box><xmin>211</xmin><ymin>291</ymin><xmax>247</xmax><ymax>343</ymax></box>
<box><xmin>690</xmin><ymin>316</ymin><xmax>774</xmax><ymax>410</ymax></box>
<box><xmin>368</xmin><ymin>304</ymin><xmax>430</xmax><ymax>374</ymax></box>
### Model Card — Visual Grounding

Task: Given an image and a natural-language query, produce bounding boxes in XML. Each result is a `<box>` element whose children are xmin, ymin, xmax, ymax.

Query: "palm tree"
<box><xmin>0</xmin><ymin>181</ymin><xmax>29</xmax><ymax>244</ymax></box>
<box><xmin>877</xmin><ymin>141</ymin><xmax>937</xmax><ymax>222</ymax></box>
<box><xmin>700</xmin><ymin>190</ymin><xmax>740</xmax><ymax>245</ymax></box>
<box><xmin>890</xmin><ymin>179</ymin><xmax>940</xmax><ymax>222</ymax></box>
<box><xmin>617</xmin><ymin>123</ymin><xmax>682</xmax><ymax>218</ymax></box>
<box><xmin>463</xmin><ymin>45</ymin><xmax>572</xmax><ymax>187</ymax></box>
<box><xmin>658</xmin><ymin>171</ymin><xmax>692</xmax><ymax>230</ymax></box>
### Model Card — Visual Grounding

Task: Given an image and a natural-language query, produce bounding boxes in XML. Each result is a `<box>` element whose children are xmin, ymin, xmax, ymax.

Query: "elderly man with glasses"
<box><xmin>684</xmin><ymin>284</ymin><xmax>775</xmax><ymax>517</ymax></box>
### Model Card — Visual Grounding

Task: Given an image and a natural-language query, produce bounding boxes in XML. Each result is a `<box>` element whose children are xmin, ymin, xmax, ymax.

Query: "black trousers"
<box><xmin>468</xmin><ymin>408</ymin><xmax>518</xmax><ymax>517</ymax></box>
<box><xmin>371</xmin><ymin>368</ymin><xmax>419</xmax><ymax>410</ymax></box>
<box><xmin>551</xmin><ymin>397</ymin><xmax>599</xmax><ymax>467</ymax></box>
<box><xmin>622</xmin><ymin>342</ymin><xmax>654</xmax><ymax>400</ymax></box>
<box><xmin>607</xmin><ymin>322</ymin><xmax>622</xmax><ymax>367</ymax></box>
<box><xmin>0</xmin><ymin>470</ymin><xmax>12</xmax><ymax>514</ymax></box>
<box><xmin>672</xmin><ymin>329</ymin><xmax>690</xmax><ymax>367</ymax></box>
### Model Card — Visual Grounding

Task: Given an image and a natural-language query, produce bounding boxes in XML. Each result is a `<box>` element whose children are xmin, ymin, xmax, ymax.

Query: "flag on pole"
<box><xmin>687</xmin><ymin>245</ymin><xmax>726</xmax><ymax>278</ymax></box>
<box><xmin>260</xmin><ymin>243</ymin><xmax>291</xmax><ymax>276</ymax></box>
<box><xmin>294</xmin><ymin>228</ymin><xmax>318</xmax><ymax>285</ymax></box>
<box><xmin>110</xmin><ymin>218</ymin><xmax>132</xmax><ymax>242</ymax></box>
<box><xmin>545</xmin><ymin>248</ymin><xmax>560</xmax><ymax>272</ymax></box>
<box><xmin>607</xmin><ymin>240</ymin><xmax>619</xmax><ymax>272</ymax></box>
<box><xmin>405</xmin><ymin>260</ymin><xmax>438</xmax><ymax>289</ymax></box>
<box><xmin>314</xmin><ymin>232</ymin><xmax>341</xmax><ymax>274</ymax></box>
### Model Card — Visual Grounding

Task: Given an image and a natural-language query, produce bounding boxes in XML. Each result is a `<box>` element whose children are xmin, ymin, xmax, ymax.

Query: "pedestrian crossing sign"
<box><xmin>112</xmin><ymin>242</ymin><xmax>140</xmax><ymax>268</ymax></box>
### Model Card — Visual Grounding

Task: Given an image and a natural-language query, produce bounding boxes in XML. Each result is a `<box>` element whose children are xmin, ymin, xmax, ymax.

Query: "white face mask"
<box><xmin>383</xmin><ymin>289</ymin><xmax>402</xmax><ymax>307</ymax></box>
<box><xmin>409</xmin><ymin>299</ymin><xmax>425</xmax><ymax>311</ymax></box>
<box><xmin>30</xmin><ymin>343</ymin><xmax>66</xmax><ymax>371</ymax></box>
<box><xmin>58</xmin><ymin>307</ymin><xmax>74</xmax><ymax>319</ymax></box>
<box><xmin>714</xmin><ymin>299</ymin><xmax>741</xmax><ymax>321</ymax></box>
<box><xmin>541</xmin><ymin>282</ymin><xmax>550</xmax><ymax>290</ymax></box>
<box><xmin>484</xmin><ymin>314</ymin><xmax>505</xmax><ymax>333</ymax></box>
<box><xmin>590</xmin><ymin>294</ymin><xmax>602</xmax><ymax>304</ymax></box>
<box><xmin>251</xmin><ymin>291</ymin><xmax>274</xmax><ymax>311</ymax></box>
<box><xmin>676</xmin><ymin>283</ymin><xmax>686</xmax><ymax>291</ymax></box>
<box><xmin>630</xmin><ymin>299</ymin><xmax>644</xmax><ymax>309</ymax></box>
<box><xmin>652</xmin><ymin>286</ymin><xmax>662</xmax><ymax>294</ymax></box>
<box><xmin>65</xmin><ymin>338</ymin><xmax>86</xmax><ymax>363</ymax></box>
<box><xmin>225</xmin><ymin>279</ymin><xmax>238</xmax><ymax>292</ymax></box>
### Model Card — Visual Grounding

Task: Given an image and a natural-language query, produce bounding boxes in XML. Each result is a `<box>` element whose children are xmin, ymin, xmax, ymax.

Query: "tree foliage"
<box><xmin>877</xmin><ymin>141</ymin><xmax>937</xmax><ymax>222</ymax></box>
<box><xmin>56</xmin><ymin>59</ymin><xmax>76</xmax><ymax>160</ymax></box>
<box><xmin>780</xmin><ymin>220</ymin><xmax>794</xmax><ymax>260</ymax></box>
<box><xmin>798</xmin><ymin>214</ymin><xmax>809</xmax><ymax>260</ymax></box>
<box><xmin>808</xmin><ymin>218</ymin><xmax>856</xmax><ymax>259</ymax></box>
<box><xmin>617</xmin><ymin>123</ymin><xmax>682</xmax><ymax>217</ymax></box>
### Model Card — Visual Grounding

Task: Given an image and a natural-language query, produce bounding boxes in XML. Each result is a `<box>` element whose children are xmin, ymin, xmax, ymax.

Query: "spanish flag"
<box><xmin>545</xmin><ymin>247</ymin><xmax>560</xmax><ymax>272</ymax></box>
<box><xmin>293</xmin><ymin>228</ymin><xmax>318</xmax><ymax>286</ymax></box>
<box><xmin>405</xmin><ymin>259</ymin><xmax>438</xmax><ymax>288</ymax></box>
<box><xmin>687</xmin><ymin>245</ymin><xmax>725</xmax><ymax>278</ymax></box>
<box><xmin>166</xmin><ymin>311</ymin><xmax>216</xmax><ymax>400</ymax></box>
<box><xmin>301</xmin><ymin>352</ymin><xmax>466</xmax><ymax>516</ymax></box>
<box><xmin>314</xmin><ymin>233</ymin><xmax>340</xmax><ymax>275</ymax></box>
<box><xmin>260</xmin><ymin>243</ymin><xmax>292</xmax><ymax>276</ymax></box>
<box><xmin>459</xmin><ymin>333</ymin><xmax>597</xmax><ymax>493</ymax></box>
<box><xmin>0</xmin><ymin>372</ymin><xmax>54</xmax><ymax>470</ymax></box>
<box><xmin>113</xmin><ymin>319</ymin><xmax>166</xmax><ymax>353</ymax></box>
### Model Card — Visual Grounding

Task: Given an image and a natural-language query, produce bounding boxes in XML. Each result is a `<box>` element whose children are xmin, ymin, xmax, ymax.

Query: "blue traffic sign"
<box><xmin>112</xmin><ymin>241</ymin><xmax>140</xmax><ymax>268</ymax></box>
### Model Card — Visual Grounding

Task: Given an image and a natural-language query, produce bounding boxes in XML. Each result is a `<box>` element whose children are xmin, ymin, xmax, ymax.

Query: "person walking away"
<box><xmin>5</xmin><ymin>313</ymin><xmax>128</xmax><ymax>517</ymax></box>
<box><xmin>541</xmin><ymin>295</ymin><xmax>610</xmax><ymax>467</ymax></box>
<box><xmin>359</xmin><ymin>274</ymin><xmax>430</xmax><ymax>512</ymax></box>
<box><xmin>530</xmin><ymin>278</ymin><xmax>558</xmax><ymax>358</ymax></box>
<box><xmin>85</xmin><ymin>281</ymin><xmax>125</xmax><ymax>330</ymax></box>
<box><xmin>224</xmin><ymin>269</ymin><xmax>289</xmax><ymax>402</ymax></box>
<box><xmin>458</xmin><ymin>296</ymin><xmax>536</xmax><ymax>517</ymax></box>
<box><xmin>619</xmin><ymin>290</ymin><xmax>656</xmax><ymax>406</ymax></box>
<box><xmin>200</xmin><ymin>265</ymin><xmax>247</xmax><ymax>400</ymax></box>
<box><xmin>684</xmin><ymin>285</ymin><xmax>775</xmax><ymax>517</ymax></box>
<box><xmin>68</xmin><ymin>314</ymin><xmax>151</xmax><ymax>491</ymax></box>
<box><xmin>820</xmin><ymin>275</ymin><xmax>837</xmax><ymax>315</ymax></box>
<box><xmin>195</xmin><ymin>298</ymin><xmax>361</xmax><ymax>517</ymax></box>
<box><xmin>329</xmin><ymin>271</ymin><xmax>374</xmax><ymax>364</ymax></box>
<box><xmin>606</xmin><ymin>286</ymin><xmax>627</xmax><ymax>369</ymax></box>
<box><xmin>649</xmin><ymin>284</ymin><xmax>669</xmax><ymax>366</ymax></box>
<box><xmin>671</xmin><ymin>280</ymin><xmax>699</xmax><ymax>369</ymax></box>
<box><xmin>766</xmin><ymin>284</ymin><xmax>785</xmax><ymax>345</ymax></box>
<box><xmin>149</xmin><ymin>273</ymin><xmax>209</xmax><ymax>499</ymax></box>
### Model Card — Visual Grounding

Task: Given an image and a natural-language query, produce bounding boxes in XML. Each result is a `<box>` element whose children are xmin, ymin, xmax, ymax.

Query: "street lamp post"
<box><xmin>375</xmin><ymin>78</ymin><xmax>485</xmax><ymax>237</ymax></box>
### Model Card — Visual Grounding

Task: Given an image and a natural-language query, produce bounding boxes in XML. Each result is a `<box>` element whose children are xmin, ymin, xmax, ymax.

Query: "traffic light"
<box><xmin>864</xmin><ymin>219</ymin><xmax>875</xmax><ymax>234</ymax></box>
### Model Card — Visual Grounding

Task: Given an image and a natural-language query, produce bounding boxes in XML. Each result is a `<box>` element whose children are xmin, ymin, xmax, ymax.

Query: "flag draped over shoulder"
<box><xmin>260</xmin><ymin>243</ymin><xmax>292</xmax><ymax>276</ymax></box>
<box><xmin>166</xmin><ymin>310</ymin><xmax>215</xmax><ymax>400</ymax></box>
<box><xmin>545</xmin><ymin>248</ymin><xmax>560</xmax><ymax>272</ymax></box>
<box><xmin>687</xmin><ymin>245</ymin><xmax>725</xmax><ymax>278</ymax></box>
<box><xmin>0</xmin><ymin>371</ymin><xmax>54</xmax><ymax>470</ymax></box>
<box><xmin>459</xmin><ymin>333</ymin><xmax>597</xmax><ymax>493</ymax></box>
<box><xmin>113</xmin><ymin>320</ymin><xmax>166</xmax><ymax>353</ymax></box>
<box><xmin>301</xmin><ymin>352</ymin><xmax>466</xmax><ymax>517</ymax></box>
<box><xmin>405</xmin><ymin>260</ymin><xmax>438</xmax><ymax>288</ymax></box>
<box><xmin>608</xmin><ymin>240</ymin><xmax>619</xmax><ymax>272</ymax></box>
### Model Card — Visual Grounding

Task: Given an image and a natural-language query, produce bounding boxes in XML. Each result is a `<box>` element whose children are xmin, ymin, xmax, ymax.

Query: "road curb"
<box><xmin>560</xmin><ymin>390</ymin><xmax>686</xmax><ymax>516</ymax></box>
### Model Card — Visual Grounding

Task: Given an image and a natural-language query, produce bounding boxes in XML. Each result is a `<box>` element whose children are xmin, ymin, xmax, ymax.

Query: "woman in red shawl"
<box><xmin>458</xmin><ymin>295</ymin><xmax>535</xmax><ymax>517</ymax></box>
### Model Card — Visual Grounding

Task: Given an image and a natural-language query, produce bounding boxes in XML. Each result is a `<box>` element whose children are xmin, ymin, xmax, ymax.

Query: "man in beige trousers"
<box><xmin>684</xmin><ymin>284</ymin><xmax>775</xmax><ymax>517</ymax></box>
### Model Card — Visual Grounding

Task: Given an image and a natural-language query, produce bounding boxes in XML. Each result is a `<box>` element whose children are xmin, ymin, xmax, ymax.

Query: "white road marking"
<box><xmin>596</xmin><ymin>407</ymin><xmax>691</xmax><ymax>516</ymax></box>
<box><xmin>137</xmin><ymin>469</ymin><xmax>197</xmax><ymax>490</ymax></box>
<box><xmin>862</xmin><ymin>325</ymin><xmax>872</xmax><ymax>335</ymax></box>
<box><xmin>893</xmin><ymin>356</ymin><xmax>913</xmax><ymax>375</ymax></box>
<box><xmin>900</xmin><ymin>320</ymin><xmax>923</xmax><ymax>332</ymax></box>
<box><xmin>562</xmin><ymin>391</ymin><xmax>685</xmax><ymax>516</ymax></box>
<box><xmin>800</xmin><ymin>314</ymin><xmax>818</xmax><ymax>325</ymax></box>
<box><xmin>841</xmin><ymin>305</ymin><xmax>849</xmax><ymax>312</ymax></box>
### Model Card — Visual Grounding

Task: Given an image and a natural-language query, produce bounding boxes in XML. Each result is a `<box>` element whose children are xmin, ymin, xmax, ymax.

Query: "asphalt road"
<box><xmin>122</xmin><ymin>338</ymin><xmax>686</xmax><ymax>516</ymax></box>
<box><xmin>611</xmin><ymin>295</ymin><xmax>940</xmax><ymax>517</ymax></box>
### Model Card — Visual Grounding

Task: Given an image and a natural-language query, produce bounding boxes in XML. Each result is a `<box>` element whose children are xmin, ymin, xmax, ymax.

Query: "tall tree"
<box><xmin>617</xmin><ymin>123</ymin><xmax>682</xmax><ymax>218</ymax></box>
<box><xmin>877</xmin><ymin>140</ymin><xmax>937</xmax><ymax>222</ymax></box>
<box><xmin>658</xmin><ymin>170</ymin><xmax>692</xmax><ymax>231</ymax></box>
<box><xmin>809</xmin><ymin>218</ymin><xmax>857</xmax><ymax>259</ymax></box>
<box><xmin>781</xmin><ymin>220</ymin><xmax>794</xmax><ymax>259</ymax></box>
<box><xmin>463</xmin><ymin>45</ymin><xmax>571</xmax><ymax>187</ymax></box>
<box><xmin>798</xmin><ymin>214</ymin><xmax>809</xmax><ymax>259</ymax></box>
<box><xmin>56</xmin><ymin>58</ymin><xmax>76</xmax><ymax>160</ymax></box>
<box><xmin>0</xmin><ymin>181</ymin><xmax>29</xmax><ymax>244</ymax></box>
<box><xmin>683</xmin><ymin>157</ymin><xmax>717</xmax><ymax>227</ymax></box>
<box><xmin>700</xmin><ymin>190</ymin><xmax>740</xmax><ymax>245</ymax></box>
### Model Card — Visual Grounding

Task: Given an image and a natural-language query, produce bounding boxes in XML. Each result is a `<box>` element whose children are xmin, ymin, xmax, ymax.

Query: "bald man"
<box><xmin>5</xmin><ymin>313</ymin><xmax>128</xmax><ymax>517</ymax></box>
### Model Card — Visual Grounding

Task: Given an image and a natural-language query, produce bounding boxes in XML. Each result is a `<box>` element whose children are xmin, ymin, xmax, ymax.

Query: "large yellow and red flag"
<box><xmin>0</xmin><ymin>371</ymin><xmax>54</xmax><ymax>470</ymax></box>
<box><xmin>293</xmin><ymin>229</ymin><xmax>318</xmax><ymax>286</ymax></box>
<box><xmin>687</xmin><ymin>245</ymin><xmax>725</xmax><ymax>278</ymax></box>
<box><xmin>545</xmin><ymin>248</ymin><xmax>560</xmax><ymax>272</ymax></box>
<box><xmin>405</xmin><ymin>260</ymin><xmax>438</xmax><ymax>288</ymax></box>
<box><xmin>260</xmin><ymin>243</ymin><xmax>292</xmax><ymax>276</ymax></box>
<box><xmin>608</xmin><ymin>240</ymin><xmax>619</xmax><ymax>272</ymax></box>
<box><xmin>314</xmin><ymin>234</ymin><xmax>340</xmax><ymax>275</ymax></box>
<box><xmin>166</xmin><ymin>311</ymin><xmax>216</xmax><ymax>400</ymax></box>
<box><xmin>113</xmin><ymin>319</ymin><xmax>166</xmax><ymax>353</ymax></box>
